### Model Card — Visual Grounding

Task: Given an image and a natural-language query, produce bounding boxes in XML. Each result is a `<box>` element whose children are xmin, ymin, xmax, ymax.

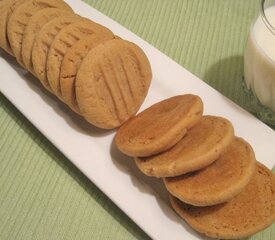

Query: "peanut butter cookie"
<box><xmin>0</xmin><ymin>0</ymin><xmax>27</xmax><ymax>55</ymax></box>
<box><xmin>21</xmin><ymin>8</ymin><xmax>73</xmax><ymax>72</ymax></box>
<box><xmin>76</xmin><ymin>39</ymin><xmax>152</xmax><ymax>129</ymax></box>
<box><xmin>116</xmin><ymin>94</ymin><xmax>203</xmax><ymax>156</ymax></box>
<box><xmin>7</xmin><ymin>0</ymin><xmax>72</xmax><ymax>66</ymax></box>
<box><xmin>32</xmin><ymin>14</ymin><xmax>80</xmax><ymax>90</ymax></box>
<box><xmin>164</xmin><ymin>137</ymin><xmax>256</xmax><ymax>206</ymax></box>
<box><xmin>46</xmin><ymin>18</ymin><xmax>113</xmax><ymax>98</ymax></box>
<box><xmin>60</xmin><ymin>34</ymin><xmax>115</xmax><ymax>112</ymax></box>
<box><xmin>170</xmin><ymin>162</ymin><xmax>275</xmax><ymax>239</ymax></box>
<box><xmin>135</xmin><ymin>116</ymin><xmax>234</xmax><ymax>177</ymax></box>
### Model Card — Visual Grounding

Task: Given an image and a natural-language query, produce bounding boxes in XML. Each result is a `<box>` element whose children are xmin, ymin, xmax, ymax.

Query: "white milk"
<box><xmin>244</xmin><ymin>6</ymin><xmax>275</xmax><ymax>112</ymax></box>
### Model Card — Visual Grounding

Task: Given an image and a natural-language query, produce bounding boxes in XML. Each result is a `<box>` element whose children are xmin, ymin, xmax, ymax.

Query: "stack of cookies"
<box><xmin>116</xmin><ymin>94</ymin><xmax>275</xmax><ymax>239</ymax></box>
<box><xmin>1</xmin><ymin>1</ymin><xmax>274</xmax><ymax>239</ymax></box>
<box><xmin>0</xmin><ymin>0</ymin><xmax>152</xmax><ymax>129</ymax></box>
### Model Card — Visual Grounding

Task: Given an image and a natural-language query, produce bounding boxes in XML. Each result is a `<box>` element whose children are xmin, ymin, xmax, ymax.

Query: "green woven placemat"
<box><xmin>0</xmin><ymin>0</ymin><xmax>274</xmax><ymax>239</ymax></box>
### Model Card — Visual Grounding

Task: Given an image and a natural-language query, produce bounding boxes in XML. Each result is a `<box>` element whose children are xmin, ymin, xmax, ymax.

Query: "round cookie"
<box><xmin>46</xmin><ymin>18</ymin><xmax>114</xmax><ymax>98</ymax></box>
<box><xmin>21</xmin><ymin>8</ymin><xmax>73</xmax><ymax>72</ymax></box>
<box><xmin>115</xmin><ymin>94</ymin><xmax>203</xmax><ymax>157</ymax></box>
<box><xmin>135</xmin><ymin>115</ymin><xmax>234</xmax><ymax>177</ymax></box>
<box><xmin>32</xmin><ymin>14</ymin><xmax>80</xmax><ymax>90</ymax></box>
<box><xmin>7</xmin><ymin>0</ymin><xmax>73</xmax><ymax>66</ymax></box>
<box><xmin>164</xmin><ymin>137</ymin><xmax>256</xmax><ymax>206</ymax></box>
<box><xmin>170</xmin><ymin>162</ymin><xmax>275</xmax><ymax>239</ymax></box>
<box><xmin>75</xmin><ymin>39</ymin><xmax>152</xmax><ymax>129</ymax></box>
<box><xmin>60</xmin><ymin>34</ymin><xmax>115</xmax><ymax>112</ymax></box>
<box><xmin>0</xmin><ymin>0</ymin><xmax>27</xmax><ymax>55</ymax></box>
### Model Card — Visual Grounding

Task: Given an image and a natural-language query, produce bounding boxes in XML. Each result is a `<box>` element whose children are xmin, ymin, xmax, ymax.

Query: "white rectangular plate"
<box><xmin>1</xmin><ymin>1</ymin><xmax>275</xmax><ymax>239</ymax></box>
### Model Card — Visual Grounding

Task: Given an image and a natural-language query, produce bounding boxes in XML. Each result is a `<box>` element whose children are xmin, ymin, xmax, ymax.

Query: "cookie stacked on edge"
<box><xmin>115</xmin><ymin>94</ymin><xmax>275</xmax><ymax>239</ymax></box>
<box><xmin>1</xmin><ymin>1</ymin><xmax>274</xmax><ymax>239</ymax></box>
<box><xmin>0</xmin><ymin>0</ymin><xmax>152</xmax><ymax>129</ymax></box>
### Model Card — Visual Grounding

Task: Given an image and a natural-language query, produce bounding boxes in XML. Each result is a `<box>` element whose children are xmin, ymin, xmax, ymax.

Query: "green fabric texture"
<box><xmin>0</xmin><ymin>0</ymin><xmax>274</xmax><ymax>239</ymax></box>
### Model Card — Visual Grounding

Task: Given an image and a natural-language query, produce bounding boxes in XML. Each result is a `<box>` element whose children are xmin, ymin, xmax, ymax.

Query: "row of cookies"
<box><xmin>0</xmin><ymin>0</ymin><xmax>152</xmax><ymax>129</ymax></box>
<box><xmin>115</xmin><ymin>94</ymin><xmax>275</xmax><ymax>239</ymax></box>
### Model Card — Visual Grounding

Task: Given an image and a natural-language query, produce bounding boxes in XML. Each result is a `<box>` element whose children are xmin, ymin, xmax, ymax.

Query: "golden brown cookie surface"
<box><xmin>115</xmin><ymin>94</ymin><xmax>203</xmax><ymax>157</ymax></box>
<box><xmin>170</xmin><ymin>162</ymin><xmax>275</xmax><ymax>239</ymax></box>
<box><xmin>21</xmin><ymin>8</ymin><xmax>73</xmax><ymax>72</ymax></box>
<box><xmin>76</xmin><ymin>39</ymin><xmax>152</xmax><ymax>129</ymax></box>
<box><xmin>7</xmin><ymin>0</ymin><xmax>72</xmax><ymax>66</ymax></box>
<box><xmin>32</xmin><ymin>14</ymin><xmax>80</xmax><ymax>90</ymax></box>
<box><xmin>164</xmin><ymin>137</ymin><xmax>256</xmax><ymax>206</ymax></box>
<box><xmin>47</xmin><ymin>18</ymin><xmax>113</xmax><ymax>98</ymax></box>
<box><xmin>60</xmin><ymin>34</ymin><xmax>115</xmax><ymax>112</ymax></box>
<box><xmin>135</xmin><ymin>115</ymin><xmax>234</xmax><ymax>177</ymax></box>
<box><xmin>0</xmin><ymin>0</ymin><xmax>27</xmax><ymax>55</ymax></box>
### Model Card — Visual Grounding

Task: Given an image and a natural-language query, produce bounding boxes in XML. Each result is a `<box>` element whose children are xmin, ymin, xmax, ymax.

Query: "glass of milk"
<box><xmin>244</xmin><ymin>0</ymin><xmax>275</xmax><ymax>127</ymax></box>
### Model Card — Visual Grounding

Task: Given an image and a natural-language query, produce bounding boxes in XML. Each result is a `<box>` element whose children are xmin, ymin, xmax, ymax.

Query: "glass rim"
<box><xmin>261</xmin><ymin>0</ymin><xmax>275</xmax><ymax>35</ymax></box>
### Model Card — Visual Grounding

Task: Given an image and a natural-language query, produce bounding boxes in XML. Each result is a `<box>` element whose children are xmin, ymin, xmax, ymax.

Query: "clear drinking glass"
<box><xmin>243</xmin><ymin>0</ymin><xmax>275</xmax><ymax>128</ymax></box>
